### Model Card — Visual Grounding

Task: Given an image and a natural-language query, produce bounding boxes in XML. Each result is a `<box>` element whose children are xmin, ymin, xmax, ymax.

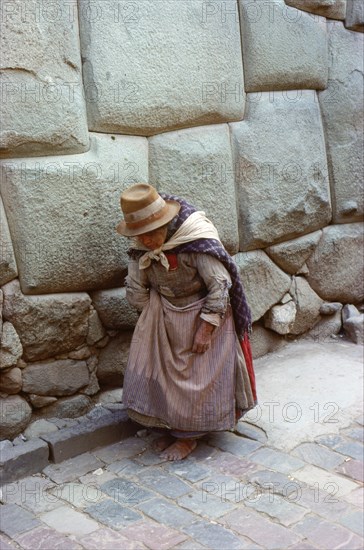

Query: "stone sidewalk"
<box><xmin>0</xmin><ymin>340</ymin><xmax>363</xmax><ymax>550</ymax></box>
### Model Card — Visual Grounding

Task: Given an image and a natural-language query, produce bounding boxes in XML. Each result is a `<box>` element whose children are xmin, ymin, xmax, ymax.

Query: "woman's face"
<box><xmin>136</xmin><ymin>225</ymin><xmax>168</xmax><ymax>250</ymax></box>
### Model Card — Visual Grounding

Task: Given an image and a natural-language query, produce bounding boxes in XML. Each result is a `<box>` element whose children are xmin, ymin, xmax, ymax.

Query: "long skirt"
<box><xmin>123</xmin><ymin>289</ymin><xmax>255</xmax><ymax>433</ymax></box>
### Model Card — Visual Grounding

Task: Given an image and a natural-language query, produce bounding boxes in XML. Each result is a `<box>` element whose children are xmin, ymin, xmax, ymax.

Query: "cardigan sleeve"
<box><xmin>194</xmin><ymin>254</ymin><xmax>232</xmax><ymax>325</ymax></box>
<box><xmin>125</xmin><ymin>258</ymin><xmax>150</xmax><ymax>311</ymax></box>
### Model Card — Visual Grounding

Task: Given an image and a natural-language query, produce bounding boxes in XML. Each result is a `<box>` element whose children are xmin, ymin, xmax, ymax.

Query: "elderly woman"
<box><xmin>117</xmin><ymin>183</ymin><xmax>256</xmax><ymax>461</ymax></box>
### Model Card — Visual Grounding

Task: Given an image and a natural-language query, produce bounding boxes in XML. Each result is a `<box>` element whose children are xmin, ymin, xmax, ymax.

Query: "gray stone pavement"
<box><xmin>0</xmin><ymin>340</ymin><xmax>363</xmax><ymax>550</ymax></box>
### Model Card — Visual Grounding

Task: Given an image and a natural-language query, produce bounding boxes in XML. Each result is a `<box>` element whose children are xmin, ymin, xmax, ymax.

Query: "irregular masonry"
<box><xmin>318</xmin><ymin>22</ymin><xmax>364</xmax><ymax>223</ymax></box>
<box><xmin>230</xmin><ymin>91</ymin><xmax>331</xmax><ymax>251</ymax></box>
<box><xmin>0</xmin><ymin>134</ymin><xmax>148</xmax><ymax>293</ymax></box>
<box><xmin>239</xmin><ymin>0</ymin><xmax>328</xmax><ymax>91</ymax></box>
<box><xmin>0</xmin><ymin>0</ymin><xmax>363</xmax><ymax>438</ymax></box>
<box><xmin>78</xmin><ymin>0</ymin><xmax>245</xmax><ymax>135</ymax></box>
<box><xmin>149</xmin><ymin>124</ymin><xmax>239</xmax><ymax>254</ymax></box>
<box><xmin>0</xmin><ymin>0</ymin><xmax>89</xmax><ymax>158</ymax></box>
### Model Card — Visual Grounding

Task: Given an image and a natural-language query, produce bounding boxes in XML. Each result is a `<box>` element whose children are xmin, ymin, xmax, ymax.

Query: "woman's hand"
<box><xmin>192</xmin><ymin>320</ymin><xmax>215</xmax><ymax>353</ymax></box>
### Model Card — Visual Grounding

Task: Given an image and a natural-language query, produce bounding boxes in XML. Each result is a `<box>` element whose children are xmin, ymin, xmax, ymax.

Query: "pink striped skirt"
<box><xmin>123</xmin><ymin>290</ymin><xmax>254</xmax><ymax>433</ymax></box>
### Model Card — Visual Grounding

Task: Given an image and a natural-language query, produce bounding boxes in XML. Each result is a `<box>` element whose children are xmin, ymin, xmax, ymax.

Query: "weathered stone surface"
<box><xmin>0</xmin><ymin>321</ymin><xmax>23</xmax><ymax>369</ymax></box>
<box><xmin>265</xmin><ymin>231</ymin><xmax>322</xmax><ymax>274</ymax></box>
<box><xmin>264</xmin><ymin>301</ymin><xmax>297</xmax><ymax>335</ymax></box>
<box><xmin>239</xmin><ymin>0</ymin><xmax>328</xmax><ymax>91</ymax></box>
<box><xmin>0</xmin><ymin>198</ymin><xmax>18</xmax><ymax>286</ymax></box>
<box><xmin>98</xmin><ymin>388</ymin><xmax>123</xmax><ymax>405</ymax></box>
<box><xmin>22</xmin><ymin>359</ymin><xmax>89</xmax><ymax>396</ymax></box>
<box><xmin>91</xmin><ymin>288</ymin><xmax>139</xmax><ymax>330</ymax></box>
<box><xmin>87</xmin><ymin>308</ymin><xmax>106</xmax><ymax>346</ymax></box>
<box><xmin>345</xmin><ymin>0</ymin><xmax>364</xmax><ymax>30</ymax></box>
<box><xmin>320</xmin><ymin>302</ymin><xmax>342</xmax><ymax>315</ymax></box>
<box><xmin>0</xmin><ymin>133</ymin><xmax>148</xmax><ymax>294</ymax></box>
<box><xmin>0</xmin><ymin>289</ymin><xmax>3</xmax><ymax>339</ymax></box>
<box><xmin>234</xmin><ymin>251</ymin><xmax>291</xmax><ymax>321</ymax></box>
<box><xmin>149</xmin><ymin>124</ymin><xmax>239</xmax><ymax>254</ymax></box>
<box><xmin>0</xmin><ymin>395</ymin><xmax>32</xmax><ymax>440</ymax></box>
<box><xmin>318</xmin><ymin>22</ymin><xmax>364</xmax><ymax>222</ymax></box>
<box><xmin>2</xmin><ymin>279</ymin><xmax>91</xmax><ymax>361</ymax></box>
<box><xmin>79</xmin><ymin>0</ymin><xmax>244</xmax><ymax>135</ymax></box>
<box><xmin>39</xmin><ymin>395</ymin><xmax>91</xmax><ymax>419</ymax></box>
<box><xmin>40</xmin><ymin>409</ymin><xmax>135</xmax><ymax>463</ymax></box>
<box><xmin>286</xmin><ymin>0</ymin><xmax>347</xmax><ymax>20</ymax></box>
<box><xmin>80</xmin><ymin>371</ymin><xmax>100</xmax><ymax>396</ymax></box>
<box><xmin>289</xmin><ymin>277</ymin><xmax>323</xmax><ymax>334</ymax></box>
<box><xmin>0</xmin><ymin>367</ymin><xmax>22</xmax><ymax>394</ymax></box>
<box><xmin>24</xmin><ymin>419</ymin><xmax>58</xmax><ymax>439</ymax></box>
<box><xmin>250</xmin><ymin>324</ymin><xmax>286</xmax><ymax>359</ymax></box>
<box><xmin>68</xmin><ymin>346</ymin><xmax>91</xmax><ymax>361</ymax></box>
<box><xmin>86</xmin><ymin>355</ymin><xmax>98</xmax><ymax>373</ymax></box>
<box><xmin>306</xmin><ymin>223</ymin><xmax>364</xmax><ymax>302</ymax></box>
<box><xmin>344</xmin><ymin>314</ymin><xmax>364</xmax><ymax>344</ymax></box>
<box><xmin>29</xmin><ymin>394</ymin><xmax>57</xmax><ymax>409</ymax></box>
<box><xmin>97</xmin><ymin>333</ymin><xmax>132</xmax><ymax>386</ymax></box>
<box><xmin>307</xmin><ymin>308</ymin><xmax>342</xmax><ymax>341</ymax></box>
<box><xmin>0</xmin><ymin>0</ymin><xmax>89</xmax><ymax>158</ymax></box>
<box><xmin>342</xmin><ymin>304</ymin><xmax>361</xmax><ymax>323</ymax></box>
<box><xmin>230</xmin><ymin>91</ymin><xmax>331</xmax><ymax>250</ymax></box>
<box><xmin>0</xmin><ymin>438</ymin><xmax>49</xmax><ymax>484</ymax></box>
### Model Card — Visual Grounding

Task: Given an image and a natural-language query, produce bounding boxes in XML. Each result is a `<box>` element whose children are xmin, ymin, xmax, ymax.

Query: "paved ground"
<box><xmin>0</xmin><ymin>340</ymin><xmax>363</xmax><ymax>550</ymax></box>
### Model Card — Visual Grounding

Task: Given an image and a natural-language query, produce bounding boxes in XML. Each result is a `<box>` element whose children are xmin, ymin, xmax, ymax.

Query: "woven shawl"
<box><xmin>128</xmin><ymin>193</ymin><xmax>252</xmax><ymax>339</ymax></box>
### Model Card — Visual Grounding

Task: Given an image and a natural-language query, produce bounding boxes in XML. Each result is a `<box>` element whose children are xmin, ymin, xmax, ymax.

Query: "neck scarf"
<box><xmin>128</xmin><ymin>193</ymin><xmax>252</xmax><ymax>338</ymax></box>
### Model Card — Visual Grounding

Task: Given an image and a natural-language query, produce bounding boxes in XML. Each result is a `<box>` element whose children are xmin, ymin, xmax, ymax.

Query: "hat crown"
<box><xmin>116</xmin><ymin>182</ymin><xmax>180</xmax><ymax>236</ymax></box>
<box><xmin>120</xmin><ymin>183</ymin><xmax>161</xmax><ymax>215</ymax></box>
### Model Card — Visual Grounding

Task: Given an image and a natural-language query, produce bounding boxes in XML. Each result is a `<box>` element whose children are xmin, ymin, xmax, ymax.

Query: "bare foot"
<box><xmin>152</xmin><ymin>434</ymin><xmax>175</xmax><ymax>452</ymax></box>
<box><xmin>160</xmin><ymin>439</ymin><xmax>197</xmax><ymax>461</ymax></box>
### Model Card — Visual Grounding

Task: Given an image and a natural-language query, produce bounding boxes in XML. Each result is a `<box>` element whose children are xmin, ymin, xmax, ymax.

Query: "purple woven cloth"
<box><xmin>128</xmin><ymin>193</ymin><xmax>252</xmax><ymax>339</ymax></box>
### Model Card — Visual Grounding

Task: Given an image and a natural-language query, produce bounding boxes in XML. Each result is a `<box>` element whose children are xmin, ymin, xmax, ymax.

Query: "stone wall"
<box><xmin>0</xmin><ymin>0</ymin><xmax>363</xmax><ymax>439</ymax></box>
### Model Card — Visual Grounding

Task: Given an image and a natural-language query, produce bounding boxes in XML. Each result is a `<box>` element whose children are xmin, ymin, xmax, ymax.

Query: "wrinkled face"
<box><xmin>136</xmin><ymin>225</ymin><xmax>168</xmax><ymax>250</ymax></box>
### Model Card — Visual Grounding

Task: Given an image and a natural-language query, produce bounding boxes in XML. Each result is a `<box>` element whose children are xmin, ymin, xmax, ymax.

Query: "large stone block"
<box><xmin>0</xmin><ymin>198</ymin><xmax>18</xmax><ymax>286</ymax></box>
<box><xmin>0</xmin><ymin>395</ymin><xmax>32</xmax><ymax>440</ymax></box>
<box><xmin>39</xmin><ymin>395</ymin><xmax>91</xmax><ymax>419</ymax></box>
<box><xmin>239</xmin><ymin>0</ymin><xmax>328</xmax><ymax>91</ymax></box>
<box><xmin>285</xmin><ymin>0</ymin><xmax>347</xmax><ymax>20</ymax></box>
<box><xmin>289</xmin><ymin>277</ymin><xmax>323</xmax><ymax>334</ymax></box>
<box><xmin>0</xmin><ymin>322</ymin><xmax>23</xmax><ymax>370</ymax></box>
<box><xmin>91</xmin><ymin>288</ymin><xmax>139</xmax><ymax>330</ymax></box>
<box><xmin>306</xmin><ymin>223</ymin><xmax>364</xmax><ymax>303</ymax></box>
<box><xmin>265</xmin><ymin>231</ymin><xmax>322</xmax><ymax>274</ymax></box>
<box><xmin>0</xmin><ymin>438</ymin><xmax>49</xmax><ymax>484</ymax></box>
<box><xmin>97</xmin><ymin>332</ymin><xmax>133</xmax><ymax>386</ymax></box>
<box><xmin>149</xmin><ymin>124</ymin><xmax>239</xmax><ymax>253</ymax></box>
<box><xmin>0</xmin><ymin>133</ymin><xmax>148</xmax><ymax>293</ymax></box>
<box><xmin>234</xmin><ymin>251</ymin><xmax>291</xmax><ymax>321</ymax></box>
<box><xmin>22</xmin><ymin>359</ymin><xmax>89</xmax><ymax>396</ymax></box>
<box><xmin>78</xmin><ymin>0</ymin><xmax>245</xmax><ymax>135</ymax></box>
<box><xmin>230</xmin><ymin>91</ymin><xmax>331</xmax><ymax>250</ymax></box>
<box><xmin>0</xmin><ymin>289</ymin><xmax>3</xmax><ymax>339</ymax></box>
<box><xmin>250</xmin><ymin>324</ymin><xmax>286</xmax><ymax>359</ymax></box>
<box><xmin>345</xmin><ymin>0</ymin><xmax>364</xmax><ymax>31</ymax></box>
<box><xmin>2</xmin><ymin>279</ymin><xmax>91</xmax><ymax>361</ymax></box>
<box><xmin>318</xmin><ymin>22</ymin><xmax>364</xmax><ymax>222</ymax></box>
<box><xmin>0</xmin><ymin>367</ymin><xmax>22</xmax><ymax>394</ymax></box>
<box><xmin>0</xmin><ymin>0</ymin><xmax>89</xmax><ymax>158</ymax></box>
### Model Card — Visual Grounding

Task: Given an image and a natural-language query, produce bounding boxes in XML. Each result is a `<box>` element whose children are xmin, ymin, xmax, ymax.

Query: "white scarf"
<box><xmin>132</xmin><ymin>211</ymin><xmax>221</xmax><ymax>270</ymax></box>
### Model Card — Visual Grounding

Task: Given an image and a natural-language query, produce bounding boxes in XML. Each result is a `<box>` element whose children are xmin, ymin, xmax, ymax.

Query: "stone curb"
<box><xmin>0</xmin><ymin>409</ymin><xmax>137</xmax><ymax>485</ymax></box>
<box><xmin>0</xmin><ymin>438</ymin><xmax>49</xmax><ymax>485</ymax></box>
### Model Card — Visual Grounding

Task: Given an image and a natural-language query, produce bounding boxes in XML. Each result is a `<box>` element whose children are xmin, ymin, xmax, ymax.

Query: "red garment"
<box><xmin>241</xmin><ymin>334</ymin><xmax>257</xmax><ymax>402</ymax></box>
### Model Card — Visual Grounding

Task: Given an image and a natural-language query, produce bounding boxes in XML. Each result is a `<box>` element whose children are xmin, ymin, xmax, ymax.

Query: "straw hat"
<box><xmin>116</xmin><ymin>183</ymin><xmax>181</xmax><ymax>236</ymax></box>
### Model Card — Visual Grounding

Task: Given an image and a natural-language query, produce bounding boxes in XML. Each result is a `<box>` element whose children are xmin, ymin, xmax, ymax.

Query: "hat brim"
<box><xmin>116</xmin><ymin>199</ymin><xmax>181</xmax><ymax>236</ymax></box>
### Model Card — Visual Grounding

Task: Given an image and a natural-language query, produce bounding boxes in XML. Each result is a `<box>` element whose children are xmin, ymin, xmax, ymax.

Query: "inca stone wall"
<box><xmin>0</xmin><ymin>0</ymin><xmax>363</xmax><ymax>439</ymax></box>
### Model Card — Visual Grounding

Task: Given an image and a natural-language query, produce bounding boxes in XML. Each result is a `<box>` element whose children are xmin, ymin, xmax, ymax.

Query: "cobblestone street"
<box><xmin>1</xmin><ymin>341</ymin><xmax>363</xmax><ymax>550</ymax></box>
